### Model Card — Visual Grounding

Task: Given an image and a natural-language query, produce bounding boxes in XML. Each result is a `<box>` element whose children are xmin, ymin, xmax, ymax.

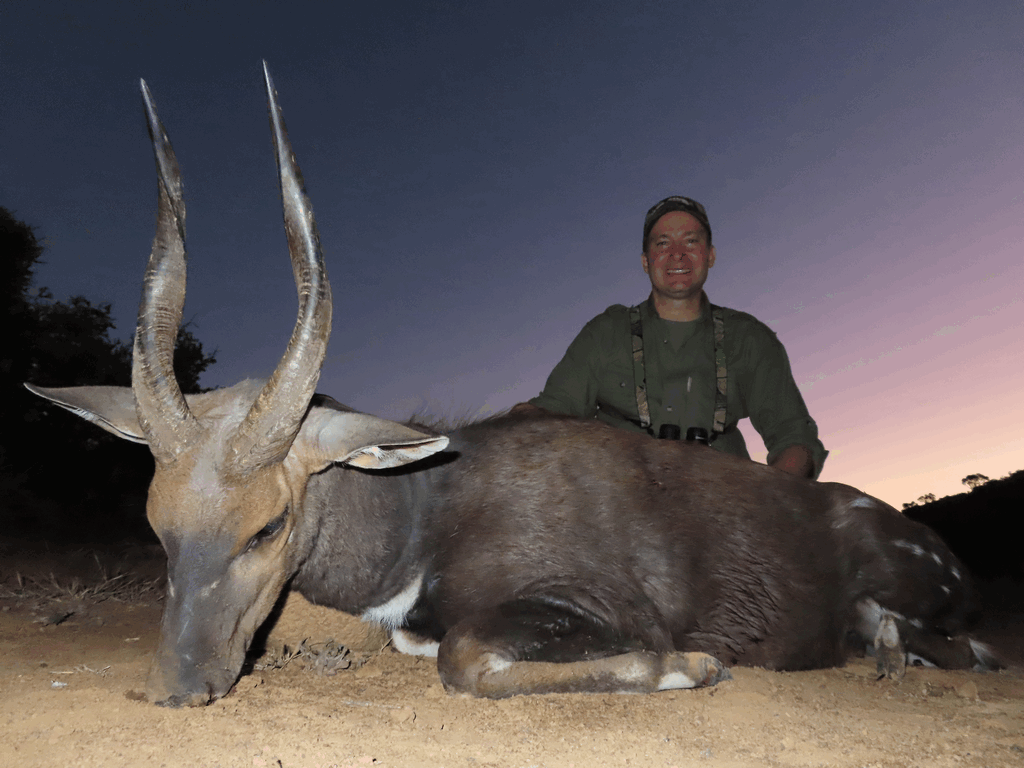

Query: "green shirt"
<box><xmin>530</xmin><ymin>295</ymin><xmax>828</xmax><ymax>477</ymax></box>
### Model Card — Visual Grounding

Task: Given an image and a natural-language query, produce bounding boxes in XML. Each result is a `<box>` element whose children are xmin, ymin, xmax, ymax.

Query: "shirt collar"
<box><xmin>641</xmin><ymin>292</ymin><xmax>711</xmax><ymax>325</ymax></box>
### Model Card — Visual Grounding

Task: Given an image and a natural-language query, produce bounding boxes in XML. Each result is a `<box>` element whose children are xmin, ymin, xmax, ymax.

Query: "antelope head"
<box><xmin>26</xmin><ymin>64</ymin><xmax>448</xmax><ymax>706</ymax></box>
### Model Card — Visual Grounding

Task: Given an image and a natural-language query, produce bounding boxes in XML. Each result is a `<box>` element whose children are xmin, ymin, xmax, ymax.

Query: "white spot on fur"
<box><xmin>618</xmin><ymin>656</ymin><xmax>648</xmax><ymax>683</ymax></box>
<box><xmin>199</xmin><ymin>579</ymin><xmax>220</xmax><ymax>599</ymax></box>
<box><xmin>941</xmin><ymin>585</ymin><xmax>951</xmax><ymax>595</ymax></box>
<box><xmin>856</xmin><ymin>598</ymin><xmax>907</xmax><ymax>639</ymax></box>
<box><xmin>875</xmin><ymin>614</ymin><xmax>900</xmax><ymax>649</ymax></box>
<box><xmin>855</xmin><ymin>598</ymin><xmax>883</xmax><ymax>637</ymax></box>
<box><xmin>657</xmin><ymin>671</ymin><xmax>697</xmax><ymax>691</ymax></box>
<box><xmin>480</xmin><ymin>653</ymin><xmax>513</xmax><ymax>674</ymax></box>
<box><xmin>893</xmin><ymin>540</ymin><xmax>925</xmax><ymax>557</ymax></box>
<box><xmin>849</xmin><ymin>496</ymin><xmax>875</xmax><ymax>508</ymax></box>
<box><xmin>168</xmin><ymin>580</ymin><xmax>176</xmax><ymax>600</ymax></box>
<box><xmin>176</xmin><ymin>618</ymin><xmax>192</xmax><ymax>646</ymax></box>
<box><xmin>391</xmin><ymin>628</ymin><xmax>440</xmax><ymax>658</ymax></box>
<box><xmin>969</xmin><ymin>639</ymin><xmax>1000</xmax><ymax>670</ymax></box>
<box><xmin>931</xmin><ymin>552</ymin><xmax>942</xmax><ymax>565</ymax></box>
<box><xmin>361</xmin><ymin>573</ymin><xmax>423</xmax><ymax>631</ymax></box>
<box><xmin>950</xmin><ymin>566</ymin><xmax>962</xmax><ymax>581</ymax></box>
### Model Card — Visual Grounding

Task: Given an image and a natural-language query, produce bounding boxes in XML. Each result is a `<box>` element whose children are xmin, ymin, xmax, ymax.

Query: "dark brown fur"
<box><xmin>291</xmin><ymin>407</ymin><xmax>985</xmax><ymax>691</ymax></box>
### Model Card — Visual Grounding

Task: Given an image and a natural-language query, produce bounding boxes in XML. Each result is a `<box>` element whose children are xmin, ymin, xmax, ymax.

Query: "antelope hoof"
<box><xmin>874</xmin><ymin>614</ymin><xmax>907</xmax><ymax>681</ymax></box>
<box><xmin>153</xmin><ymin>691</ymin><xmax>216</xmax><ymax>708</ymax></box>
<box><xmin>657</xmin><ymin>652</ymin><xmax>732</xmax><ymax>691</ymax></box>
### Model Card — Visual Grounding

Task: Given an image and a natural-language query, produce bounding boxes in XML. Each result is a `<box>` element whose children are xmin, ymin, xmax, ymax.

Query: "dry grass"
<box><xmin>253</xmin><ymin>638</ymin><xmax>356</xmax><ymax>676</ymax></box>
<box><xmin>0</xmin><ymin>551</ymin><xmax>163</xmax><ymax>607</ymax></box>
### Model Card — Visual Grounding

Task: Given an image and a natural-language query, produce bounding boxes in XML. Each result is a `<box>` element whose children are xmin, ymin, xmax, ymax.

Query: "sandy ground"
<box><xmin>1</xmin><ymin>541</ymin><xmax>1022</xmax><ymax>768</ymax></box>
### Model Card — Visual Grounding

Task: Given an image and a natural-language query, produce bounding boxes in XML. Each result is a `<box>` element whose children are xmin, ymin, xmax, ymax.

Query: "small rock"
<box><xmin>353</xmin><ymin>664</ymin><xmax>382</xmax><ymax>678</ymax></box>
<box><xmin>955</xmin><ymin>680</ymin><xmax>979</xmax><ymax>700</ymax></box>
<box><xmin>387</xmin><ymin>707</ymin><xmax>416</xmax><ymax>724</ymax></box>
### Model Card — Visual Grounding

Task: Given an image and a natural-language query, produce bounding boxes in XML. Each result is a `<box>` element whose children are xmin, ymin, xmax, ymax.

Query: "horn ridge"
<box><xmin>133</xmin><ymin>80</ymin><xmax>202</xmax><ymax>463</ymax></box>
<box><xmin>227</xmin><ymin>63</ymin><xmax>333</xmax><ymax>472</ymax></box>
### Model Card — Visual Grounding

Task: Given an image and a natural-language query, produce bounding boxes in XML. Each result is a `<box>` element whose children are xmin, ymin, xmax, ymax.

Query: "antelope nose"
<box><xmin>154</xmin><ymin>688</ymin><xmax>216</xmax><ymax>708</ymax></box>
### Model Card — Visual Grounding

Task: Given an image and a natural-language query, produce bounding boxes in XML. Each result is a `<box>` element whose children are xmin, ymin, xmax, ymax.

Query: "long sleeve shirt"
<box><xmin>530</xmin><ymin>295</ymin><xmax>828</xmax><ymax>478</ymax></box>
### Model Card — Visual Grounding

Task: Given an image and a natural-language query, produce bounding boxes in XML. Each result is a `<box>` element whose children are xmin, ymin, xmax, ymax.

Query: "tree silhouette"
<box><xmin>902</xmin><ymin>492</ymin><xmax>937</xmax><ymax>510</ymax></box>
<box><xmin>904</xmin><ymin>471</ymin><xmax>1024</xmax><ymax>580</ymax></box>
<box><xmin>1</xmin><ymin>207</ymin><xmax>44</xmax><ymax>387</ymax></box>
<box><xmin>962</xmin><ymin>473</ymin><xmax>990</xmax><ymax>490</ymax></box>
<box><xmin>1</xmin><ymin>206</ymin><xmax>216</xmax><ymax>541</ymax></box>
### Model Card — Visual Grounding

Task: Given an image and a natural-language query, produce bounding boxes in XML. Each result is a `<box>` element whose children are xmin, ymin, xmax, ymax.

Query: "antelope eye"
<box><xmin>245</xmin><ymin>508</ymin><xmax>288</xmax><ymax>553</ymax></box>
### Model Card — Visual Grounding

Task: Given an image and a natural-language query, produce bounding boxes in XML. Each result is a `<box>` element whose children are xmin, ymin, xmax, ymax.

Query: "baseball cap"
<box><xmin>643</xmin><ymin>196</ymin><xmax>712</xmax><ymax>249</ymax></box>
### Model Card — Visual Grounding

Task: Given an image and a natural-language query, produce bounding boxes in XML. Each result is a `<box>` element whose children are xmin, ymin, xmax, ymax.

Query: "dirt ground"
<box><xmin>1</xmin><ymin>540</ymin><xmax>1021</xmax><ymax>768</ymax></box>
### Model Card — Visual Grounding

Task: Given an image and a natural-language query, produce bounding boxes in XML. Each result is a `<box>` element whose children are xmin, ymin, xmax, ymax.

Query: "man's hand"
<box><xmin>508</xmin><ymin>402</ymin><xmax>544</xmax><ymax>416</ymax></box>
<box><xmin>769</xmin><ymin>445</ymin><xmax>815</xmax><ymax>478</ymax></box>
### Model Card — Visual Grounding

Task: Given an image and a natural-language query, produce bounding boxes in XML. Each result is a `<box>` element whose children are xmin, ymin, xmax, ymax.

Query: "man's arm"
<box><xmin>768</xmin><ymin>444</ymin><xmax>815</xmax><ymax>478</ymax></box>
<box><xmin>741</xmin><ymin>323</ymin><xmax>828</xmax><ymax>479</ymax></box>
<box><xmin>527</xmin><ymin>317</ymin><xmax>608</xmax><ymax>418</ymax></box>
<box><xmin>509</xmin><ymin>402</ymin><xmax>544</xmax><ymax>415</ymax></box>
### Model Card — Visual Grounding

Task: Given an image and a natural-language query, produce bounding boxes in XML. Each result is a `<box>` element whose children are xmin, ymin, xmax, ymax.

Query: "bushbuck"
<box><xmin>27</xmin><ymin>65</ymin><xmax>995</xmax><ymax>707</ymax></box>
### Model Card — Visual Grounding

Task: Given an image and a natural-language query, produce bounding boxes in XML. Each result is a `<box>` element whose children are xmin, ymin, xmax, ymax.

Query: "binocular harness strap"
<box><xmin>628</xmin><ymin>304</ymin><xmax>727</xmax><ymax>439</ymax></box>
<box><xmin>628</xmin><ymin>305</ymin><xmax>652</xmax><ymax>431</ymax></box>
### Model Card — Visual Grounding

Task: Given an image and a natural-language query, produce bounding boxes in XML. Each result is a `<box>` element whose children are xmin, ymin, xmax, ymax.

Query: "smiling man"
<box><xmin>525</xmin><ymin>196</ymin><xmax>827</xmax><ymax>479</ymax></box>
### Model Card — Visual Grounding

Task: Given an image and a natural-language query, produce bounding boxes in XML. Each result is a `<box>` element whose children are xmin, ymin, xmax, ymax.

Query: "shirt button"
<box><xmin>666</xmin><ymin>406</ymin><xmax>673</xmax><ymax>412</ymax></box>
<box><xmin>620</xmin><ymin>381</ymin><xmax>626</xmax><ymax>387</ymax></box>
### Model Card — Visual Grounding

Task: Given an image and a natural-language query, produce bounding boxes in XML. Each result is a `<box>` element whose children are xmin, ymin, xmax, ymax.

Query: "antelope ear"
<box><xmin>24</xmin><ymin>384</ymin><xmax>148</xmax><ymax>444</ymax></box>
<box><xmin>297</xmin><ymin>406</ymin><xmax>449</xmax><ymax>471</ymax></box>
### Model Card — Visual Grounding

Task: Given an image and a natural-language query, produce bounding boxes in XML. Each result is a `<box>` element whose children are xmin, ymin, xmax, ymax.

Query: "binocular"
<box><xmin>657</xmin><ymin>425</ymin><xmax>710</xmax><ymax>445</ymax></box>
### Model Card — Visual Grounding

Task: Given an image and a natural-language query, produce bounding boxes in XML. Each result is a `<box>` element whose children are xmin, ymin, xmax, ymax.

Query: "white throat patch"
<box><xmin>360</xmin><ymin>572</ymin><xmax>424</xmax><ymax>631</ymax></box>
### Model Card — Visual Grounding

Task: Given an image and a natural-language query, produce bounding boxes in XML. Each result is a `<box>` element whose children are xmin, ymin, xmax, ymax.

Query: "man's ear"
<box><xmin>708</xmin><ymin>245</ymin><xmax>716</xmax><ymax>268</ymax></box>
<box><xmin>24</xmin><ymin>384</ymin><xmax>147</xmax><ymax>443</ymax></box>
<box><xmin>641</xmin><ymin>250</ymin><xmax>650</xmax><ymax>275</ymax></box>
<box><xmin>294</xmin><ymin>406</ymin><xmax>449</xmax><ymax>473</ymax></box>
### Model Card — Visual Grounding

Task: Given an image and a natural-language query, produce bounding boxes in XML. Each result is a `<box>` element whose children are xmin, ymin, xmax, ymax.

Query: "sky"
<box><xmin>3</xmin><ymin>1</ymin><xmax>1022</xmax><ymax>509</ymax></box>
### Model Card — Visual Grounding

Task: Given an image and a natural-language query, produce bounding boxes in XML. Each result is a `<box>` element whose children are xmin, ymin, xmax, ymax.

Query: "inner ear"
<box><xmin>296</xmin><ymin>406</ymin><xmax>449</xmax><ymax>472</ymax></box>
<box><xmin>344</xmin><ymin>438</ymin><xmax>450</xmax><ymax>469</ymax></box>
<box><xmin>24</xmin><ymin>384</ymin><xmax>147</xmax><ymax>443</ymax></box>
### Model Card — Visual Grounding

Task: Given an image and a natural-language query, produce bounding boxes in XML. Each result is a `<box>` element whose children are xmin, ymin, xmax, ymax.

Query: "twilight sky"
<box><xmin>3</xmin><ymin>1</ymin><xmax>1022</xmax><ymax>508</ymax></box>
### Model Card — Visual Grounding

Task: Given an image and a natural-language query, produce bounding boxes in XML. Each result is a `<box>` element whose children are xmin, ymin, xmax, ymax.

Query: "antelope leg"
<box><xmin>436</xmin><ymin>597</ymin><xmax>730</xmax><ymax>698</ymax></box>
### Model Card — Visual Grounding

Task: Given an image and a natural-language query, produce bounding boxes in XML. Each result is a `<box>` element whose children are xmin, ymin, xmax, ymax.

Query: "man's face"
<box><xmin>641</xmin><ymin>210</ymin><xmax>716</xmax><ymax>303</ymax></box>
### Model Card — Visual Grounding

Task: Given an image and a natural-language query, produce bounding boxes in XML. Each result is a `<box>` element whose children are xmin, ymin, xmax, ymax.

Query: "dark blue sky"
<box><xmin>3</xmin><ymin>1</ymin><xmax>1022</xmax><ymax>505</ymax></box>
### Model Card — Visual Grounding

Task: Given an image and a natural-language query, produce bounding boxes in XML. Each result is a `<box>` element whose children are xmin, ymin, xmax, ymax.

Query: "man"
<box><xmin>524</xmin><ymin>196</ymin><xmax>826</xmax><ymax>479</ymax></box>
